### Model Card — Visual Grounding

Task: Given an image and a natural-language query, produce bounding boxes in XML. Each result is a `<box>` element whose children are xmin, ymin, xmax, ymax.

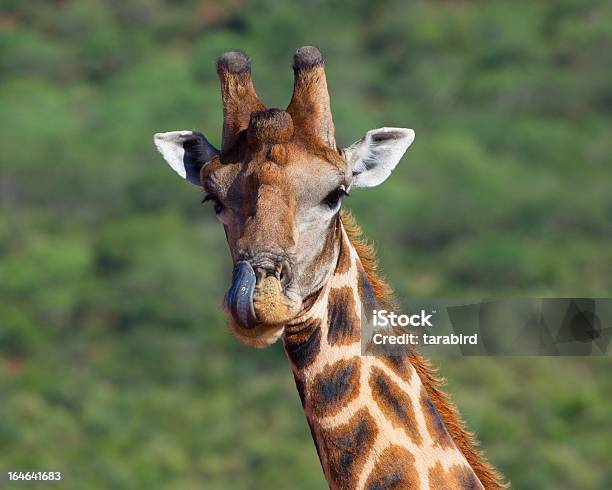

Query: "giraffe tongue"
<box><xmin>226</xmin><ymin>261</ymin><xmax>257</xmax><ymax>328</ymax></box>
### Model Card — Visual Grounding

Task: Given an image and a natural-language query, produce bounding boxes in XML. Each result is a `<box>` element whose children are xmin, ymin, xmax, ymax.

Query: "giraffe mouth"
<box><xmin>226</xmin><ymin>260</ymin><xmax>302</xmax><ymax>332</ymax></box>
<box><xmin>251</xmin><ymin>275</ymin><xmax>301</xmax><ymax>325</ymax></box>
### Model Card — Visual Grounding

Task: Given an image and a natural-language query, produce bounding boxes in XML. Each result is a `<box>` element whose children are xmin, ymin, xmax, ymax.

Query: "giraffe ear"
<box><xmin>153</xmin><ymin>131</ymin><xmax>219</xmax><ymax>186</ymax></box>
<box><xmin>343</xmin><ymin>127</ymin><xmax>415</xmax><ymax>188</ymax></box>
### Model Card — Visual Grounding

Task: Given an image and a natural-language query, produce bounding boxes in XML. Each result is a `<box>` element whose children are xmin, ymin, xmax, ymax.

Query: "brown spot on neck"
<box><xmin>377</xmin><ymin>355</ymin><xmax>414</xmax><ymax>384</ymax></box>
<box><xmin>283</xmin><ymin>318</ymin><xmax>322</xmax><ymax>369</ymax></box>
<box><xmin>364</xmin><ymin>445</ymin><xmax>420</xmax><ymax>490</ymax></box>
<box><xmin>327</xmin><ymin>286</ymin><xmax>360</xmax><ymax>346</ymax></box>
<box><xmin>308</xmin><ymin>358</ymin><xmax>361</xmax><ymax>418</ymax></box>
<box><xmin>317</xmin><ymin>408</ymin><xmax>378</xmax><ymax>489</ymax></box>
<box><xmin>428</xmin><ymin>462</ymin><xmax>484</xmax><ymax>490</ymax></box>
<box><xmin>420</xmin><ymin>385</ymin><xmax>455</xmax><ymax>449</ymax></box>
<box><xmin>369</xmin><ymin>366</ymin><xmax>422</xmax><ymax>445</ymax></box>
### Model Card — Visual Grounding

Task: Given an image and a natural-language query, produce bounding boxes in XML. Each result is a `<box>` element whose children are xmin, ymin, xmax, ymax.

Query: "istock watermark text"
<box><xmin>372</xmin><ymin>309</ymin><xmax>436</xmax><ymax>327</ymax></box>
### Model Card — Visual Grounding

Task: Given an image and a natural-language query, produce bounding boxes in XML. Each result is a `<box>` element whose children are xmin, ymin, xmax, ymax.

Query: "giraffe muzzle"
<box><xmin>226</xmin><ymin>261</ymin><xmax>257</xmax><ymax>328</ymax></box>
<box><xmin>227</xmin><ymin>257</ymin><xmax>301</xmax><ymax>332</ymax></box>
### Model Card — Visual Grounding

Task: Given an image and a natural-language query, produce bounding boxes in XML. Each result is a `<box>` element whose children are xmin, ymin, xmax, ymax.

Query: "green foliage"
<box><xmin>0</xmin><ymin>1</ymin><xmax>611</xmax><ymax>488</ymax></box>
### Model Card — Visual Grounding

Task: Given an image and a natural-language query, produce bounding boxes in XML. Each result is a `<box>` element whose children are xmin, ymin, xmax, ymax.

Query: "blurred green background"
<box><xmin>1</xmin><ymin>1</ymin><xmax>611</xmax><ymax>489</ymax></box>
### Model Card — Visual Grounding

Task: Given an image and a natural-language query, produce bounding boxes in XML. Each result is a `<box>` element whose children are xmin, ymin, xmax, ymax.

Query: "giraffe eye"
<box><xmin>202</xmin><ymin>194</ymin><xmax>224</xmax><ymax>215</ymax></box>
<box><xmin>323</xmin><ymin>185</ymin><xmax>349</xmax><ymax>209</ymax></box>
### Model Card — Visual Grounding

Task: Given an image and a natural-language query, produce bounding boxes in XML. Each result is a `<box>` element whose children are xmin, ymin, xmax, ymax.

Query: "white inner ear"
<box><xmin>154</xmin><ymin>131</ymin><xmax>194</xmax><ymax>180</ymax></box>
<box><xmin>344</xmin><ymin>127</ymin><xmax>415</xmax><ymax>188</ymax></box>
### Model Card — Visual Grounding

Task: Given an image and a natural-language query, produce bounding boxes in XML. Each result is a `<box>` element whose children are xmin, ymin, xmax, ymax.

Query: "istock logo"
<box><xmin>372</xmin><ymin>309</ymin><xmax>436</xmax><ymax>328</ymax></box>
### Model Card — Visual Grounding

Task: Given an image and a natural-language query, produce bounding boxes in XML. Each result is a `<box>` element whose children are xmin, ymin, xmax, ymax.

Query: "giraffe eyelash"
<box><xmin>323</xmin><ymin>185</ymin><xmax>349</xmax><ymax>209</ymax></box>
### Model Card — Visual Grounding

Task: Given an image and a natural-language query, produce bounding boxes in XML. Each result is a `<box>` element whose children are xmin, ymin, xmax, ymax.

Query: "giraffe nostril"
<box><xmin>249</xmin><ymin>254</ymin><xmax>293</xmax><ymax>288</ymax></box>
<box><xmin>253</xmin><ymin>265</ymin><xmax>277</xmax><ymax>282</ymax></box>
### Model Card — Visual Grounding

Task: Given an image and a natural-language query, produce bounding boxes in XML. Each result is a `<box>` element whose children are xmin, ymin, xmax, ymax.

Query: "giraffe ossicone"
<box><xmin>154</xmin><ymin>46</ymin><xmax>505</xmax><ymax>489</ymax></box>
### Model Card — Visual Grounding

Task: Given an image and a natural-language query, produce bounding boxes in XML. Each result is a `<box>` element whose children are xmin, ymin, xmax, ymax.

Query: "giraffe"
<box><xmin>154</xmin><ymin>46</ymin><xmax>505</xmax><ymax>489</ymax></box>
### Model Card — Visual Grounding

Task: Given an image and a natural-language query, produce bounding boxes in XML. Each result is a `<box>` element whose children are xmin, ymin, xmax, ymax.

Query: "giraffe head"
<box><xmin>154</xmin><ymin>47</ymin><xmax>414</xmax><ymax>347</ymax></box>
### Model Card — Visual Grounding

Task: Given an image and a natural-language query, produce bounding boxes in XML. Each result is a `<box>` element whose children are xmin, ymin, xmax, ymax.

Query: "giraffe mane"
<box><xmin>340</xmin><ymin>209</ymin><xmax>396</xmax><ymax>309</ymax></box>
<box><xmin>410</xmin><ymin>355</ymin><xmax>508</xmax><ymax>489</ymax></box>
<box><xmin>340</xmin><ymin>208</ymin><xmax>508</xmax><ymax>489</ymax></box>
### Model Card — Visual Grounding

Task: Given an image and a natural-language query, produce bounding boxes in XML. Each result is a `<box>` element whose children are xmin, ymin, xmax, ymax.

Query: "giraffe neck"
<box><xmin>282</xmin><ymin>219</ymin><xmax>484</xmax><ymax>489</ymax></box>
